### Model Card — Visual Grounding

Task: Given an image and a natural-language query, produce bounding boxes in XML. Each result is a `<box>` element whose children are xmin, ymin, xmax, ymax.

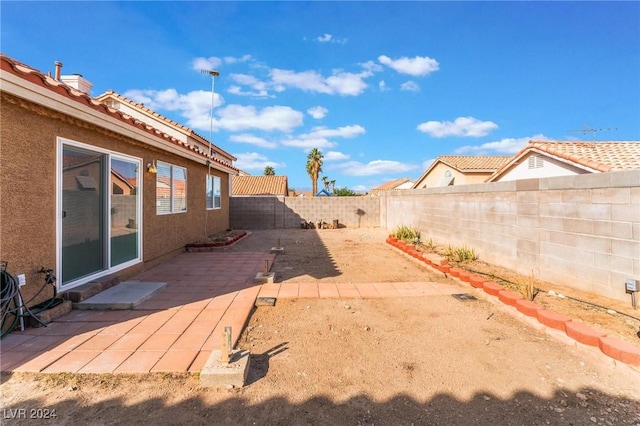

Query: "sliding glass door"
<box><xmin>59</xmin><ymin>140</ymin><xmax>141</xmax><ymax>288</ymax></box>
<box><xmin>61</xmin><ymin>145</ymin><xmax>106</xmax><ymax>283</ymax></box>
<box><xmin>110</xmin><ymin>158</ymin><xmax>140</xmax><ymax>267</ymax></box>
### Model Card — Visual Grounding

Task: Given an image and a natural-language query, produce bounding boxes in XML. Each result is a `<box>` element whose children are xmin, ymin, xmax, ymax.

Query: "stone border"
<box><xmin>386</xmin><ymin>235</ymin><xmax>640</xmax><ymax>366</ymax></box>
<box><xmin>185</xmin><ymin>231</ymin><xmax>249</xmax><ymax>252</ymax></box>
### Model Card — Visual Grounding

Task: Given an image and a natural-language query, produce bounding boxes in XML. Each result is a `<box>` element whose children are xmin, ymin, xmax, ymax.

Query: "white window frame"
<box><xmin>56</xmin><ymin>137</ymin><xmax>143</xmax><ymax>290</ymax></box>
<box><xmin>206</xmin><ymin>174</ymin><xmax>221</xmax><ymax>210</ymax></box>
<box><xmin>156</xmin><ymin>161</ymin><xmax>187</xmax><ymax>214</ymax></box>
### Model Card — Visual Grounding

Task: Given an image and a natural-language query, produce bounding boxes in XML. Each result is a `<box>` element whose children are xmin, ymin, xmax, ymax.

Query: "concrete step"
<box><xmin>72</xmin><ymin>281</ymin><xmax>167</xmax><ymax>310</ymax></box>
<box><xmin>26</xmin><ymin>300</ymin><xmax>73</xmax><ymax>327</ymax></box>
<box><xmin>62</xmin><ymin>274</ymin><xmax>120</xmax><ymax>303</ymax></box>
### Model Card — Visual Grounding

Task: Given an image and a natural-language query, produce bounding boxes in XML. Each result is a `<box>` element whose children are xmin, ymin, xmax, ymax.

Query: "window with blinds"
<box><xmin>156</xmin><ymin>161</ymin><xmax>187</xmax><ymax>214</ymax></box>
<box><xmin>206</xmin><ymin>174</ymin><xmax>221</xmax><ymax>209</ymax></box>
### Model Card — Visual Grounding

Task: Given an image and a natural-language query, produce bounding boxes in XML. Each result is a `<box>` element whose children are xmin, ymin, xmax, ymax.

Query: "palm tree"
<box><xmin>306</xmin><ymin>148</ymin><xmax>324</xmax><ymax>196</ymax></box>
<box><xmin>264</xmin><ymin>166</ymin><xmax>275</xmax><ymax>176</ymax></box>
<box><xmin>329</xmin><ymin>179</ymin><xmax>336</xmax><ymax>194</ymax></box>
<box><xmin>321</xmin><ymin>176</ymin><xmax>330</xmax><ymax>191</ymax></box>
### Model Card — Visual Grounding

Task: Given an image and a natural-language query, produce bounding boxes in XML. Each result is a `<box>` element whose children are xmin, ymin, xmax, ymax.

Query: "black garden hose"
<box><xmin>1</xmin><ymin>269</ymin><xmax>20</xmax><ymax>338</ymax></box>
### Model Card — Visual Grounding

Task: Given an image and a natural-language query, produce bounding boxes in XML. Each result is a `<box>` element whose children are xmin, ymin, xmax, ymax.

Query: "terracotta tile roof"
<box><xmin>231</xmin><ymin>175</ymin><xmax>289</xmax><ymax>196</ymax></box>
<box><xmin>437</xmin><ymin>155</ymin><xmax>512</xmax><ymax>171</ymax></box>
<box><xmin>95</xmin><ymin>90</ymin><xmax>236</xmax><ymax>162</ymax></box>
<box><xmin>369</xmin><ymin>178</ymin><xmax>413</xmax><ymax>195</ymax></box>
<box><xmin>0</xmin><ymin>54</ymin><xmax>238</xmax><ymax>174</ymax></box>
<box><xmin>374</xmin><ymin>178</ymin><xmax>413</xmax><ymax>190</ymax></box>
<box><xmin>524</xmin><ymin>140</ymin><xmax>640</xmax><ymax>172</ymax></box>
<box><xmin>488</xmin><ymin>140</ymin><xmax>640</xmax><ymax>181</ymax></box>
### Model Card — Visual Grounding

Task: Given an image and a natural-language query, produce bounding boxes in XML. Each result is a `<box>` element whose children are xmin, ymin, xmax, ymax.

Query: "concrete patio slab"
<box><xmin>73</xmin><ymin>281</ymin><xmax>167</xmax><ymax>310</ymax></box>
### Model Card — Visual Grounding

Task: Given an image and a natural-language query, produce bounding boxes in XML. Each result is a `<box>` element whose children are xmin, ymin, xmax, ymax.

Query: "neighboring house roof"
<box><xmin>412</xmin><ymin>155</ymin><xmax>511</xmax><ymax>188</ymax></box>
<box><xmin>487</xmin><ymin>140</ymin><xmax>640</xmax><ymax>182</ymax></box>
<box><xmin>369</xmin><ymin>178</ymin><xmax>414</xmax><ymax>196</ymax></box>
<box><xmin>231</xmin><ymin>175</ymin><xmax>289</xmax><ymax>196</ymax></box>
<box><xmin>0</xmin><ymin>54</ymin><xmax>238</xmax><ymax>175</ymax></box>
<box><xmin>95</xmin><ymin>90</ymin><xmax>236</xmax><ymax>165</ymax></box>
<box><xmin>436</xmin><ymin>155</ymin><xmax>512</xmax><ymax>172</ymax></box>
<box><xmin>316</xmin><ymin>189</ymin><xmax>333</xmax><ymax>196</ymax></box>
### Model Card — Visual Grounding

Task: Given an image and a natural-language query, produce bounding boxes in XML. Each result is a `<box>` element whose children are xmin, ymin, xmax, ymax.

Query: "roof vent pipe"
<box><xmin>54</xmin><ymin>61</ymin><xmax>63</xmax><ymax>81</ymax></box>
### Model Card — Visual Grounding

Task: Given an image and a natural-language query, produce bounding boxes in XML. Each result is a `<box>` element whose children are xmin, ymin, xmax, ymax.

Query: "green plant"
<box><xmin>444</xmin><ymin>244</ymin><xmax>455</xmax><ymax>258</ymax></box>
<box><xmin>425</xmin><ymin>238</ymin><xmax>435</xmax><ymax>250</ymax></box>
<box><xmin>392</xmin><ymin>225</ymin><xmax>420</xmax><ymax>242</ymax></box>
<box><xmin>444</xmin><ymin>244</ymin><xmax>477</xmax><ymax>262</ymax></box>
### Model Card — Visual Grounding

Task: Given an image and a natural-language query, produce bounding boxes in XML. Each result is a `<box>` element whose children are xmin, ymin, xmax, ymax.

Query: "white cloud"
<box><xmin>307</xmin><ymin>106</ymin><xmax>328</xmax><ymax>119</ymax></box>
<box><xmin>232</xmin><ymin>152</ymin><xmax>284</xmax><ymax>171</ymax></box>
<box><xmin>307</xmin><ymin>125</ymin><xmax>365</xmax><ymax>139</ymax></box>
<box><xmin>124</xmin><ymin>88</ymin><xmax>223</xmax><ymax>132</ymax></box>
<box><xmin>332</xmin><ymin>160</ymin><xmax>419</xmax><ymax>176</ymax></box>
<box><xmin>324</xmin><ymin>151</ymin><xmax>350</xmax><ymax>161</ymax></box>
<box><xmin>217</xmin><ymin>105</ymin><xmax>304</xmax><ymax>132</ymax></box>
<box><xmin>378</xmin><ymin>80</ymin><xmax>389</xmax><ymax>91</ymax></box>
<box><xmin>192</xmin><ymin>57</ymin><xmax>223</xmax><ymax>72</ymax></box>
<box><xmin>281</xmin><ymin>136</ymin><xmax>336</xmax><ymax>150</ymax></box>
<box><xmin>360</xmin><ymin>60</ymin><xmax>383</xmax><ymax>73</ymax></box>
<box><xmin>400</xmin><ymin>81</ymin><xmax>420</xmax><ymax>92</ymax></box>
<box><xmin>229</xmin><ymin>134</ymin><xmax>278</xmax><ymax>149</ymax></box>
<box><xmin>315</xmin><ymin>33</ymin><xmax>347</xmax><ymax>44</ymax></box>
<box><xmin>270</xmin><ymin>68</ymin><xmax>371</xmax><ymax>96</ymax></box>
<box><xmin>228</xmin><ymin>74</ymin><xmax>270</xmax><ymax>97</ymax></box>
<box><xmin>224</xmin><ymin>55</ymin><xmax>252</xmax><ymax>64</ymax></box>
<box><xmin>455</xmin><ymin>134</ymin><xmax>548</xmax><ymax>155</ymax></box>
<box><xmin>378</xmin><ymin>55</ymin><xmax>439</xmax><ymax>76</ymax></box>
<box><xmin>280</xmin><ymin>124</ymin><xmax>365</xmax><ymax>150</ymax></box>
<box><xmin>417</xmin><ymin>116</ymin><xmax>498</xmax><ymax>138</ymax></box>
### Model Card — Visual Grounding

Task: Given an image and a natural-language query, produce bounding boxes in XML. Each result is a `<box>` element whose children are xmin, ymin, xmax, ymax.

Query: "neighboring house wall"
<box><xmin>496</xmin><ymin>153</ymin><xmax>589</xmax><ymax>182</ymax></box>
<box><xmin>416</xmin><ymin>162</ymin><xmax>490</xmax><ymax>188</ymax></box>
<box><xmin>381</xmin><ymin>170</ymin><xmax>640</xmax><ymax>303</ymax></box>
<box><xmin>395</xmin><ymin>181</ymin><xmax>414</xmax><ymax>190</ymax></box>
<box><xmin>230</xmin><ymin>196</ymin><xmax>380</xmax><ymax>229</ymax></box>
<box><xmin>0</xmin><ymin>92</ymin><xmax>230</xmax><ymax>302</ymax></box>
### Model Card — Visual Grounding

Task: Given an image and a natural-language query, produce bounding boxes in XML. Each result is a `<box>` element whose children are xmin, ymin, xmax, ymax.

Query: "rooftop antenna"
<box><xmin>200</xmin><ymin>69</ymin><xmax>220</xmax><ymax>162</ymax></box>
<box><xmin>568</xmin><ymin>124</ymin><xmax>617</xmax><ymax>141</ymax></box>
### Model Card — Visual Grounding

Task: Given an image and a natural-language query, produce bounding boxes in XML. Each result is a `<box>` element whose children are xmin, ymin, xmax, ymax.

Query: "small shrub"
<box><xmin>454</xmin><ymin>245</ymin><xmax>477</xmax><ymax>262</ymax></box>
<box><xmin>425</xmin><ymin>238</ymin><xmax>435</xmax><ymax>250</ymax></box>
<box><xmin>444</xmin><ymin>244</ymin><xmax>455</xmax><ymax>258</ymax></box>
<box><xmin>392</xmin><ymin>225</ymin><xmax>420</xmax><ymax>242</ymax></box>
<box><xmin>520</xmin><ymin>271</ymin><xmax>539</xmax><ymax>301</ymax></box>
<box><xmin>444</xmin><ymin>244</ymin><xmax>477</xmax><ymax>263</ymax></box>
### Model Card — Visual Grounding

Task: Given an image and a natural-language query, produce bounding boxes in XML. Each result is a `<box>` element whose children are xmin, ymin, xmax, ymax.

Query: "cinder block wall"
<box><xmin>230</xmin><ymin>196</ymin><xmax>381</xmax><ymax>229</ymax></box>
<box><xmin>381</xmin><ymin>170</ymin><xmax>640</xmax><ymax>303</ymax></box>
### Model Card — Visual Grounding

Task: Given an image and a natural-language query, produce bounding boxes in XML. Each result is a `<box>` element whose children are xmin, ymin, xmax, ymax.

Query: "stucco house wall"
<box><xmin>495</xmin><ymin>152</ymin><xmax>589</xmax><ymax>181</ymax></box>
<box><xmin>1</xmin><ymin>75</ymin><xmax>232</xmax><ymax>303</ymax></box>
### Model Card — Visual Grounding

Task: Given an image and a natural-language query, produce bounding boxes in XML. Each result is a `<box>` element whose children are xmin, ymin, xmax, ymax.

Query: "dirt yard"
<box><xmin>1</xmin><ymin>228</ymin><xmax>639</xmax><ymax>425</ymax></box>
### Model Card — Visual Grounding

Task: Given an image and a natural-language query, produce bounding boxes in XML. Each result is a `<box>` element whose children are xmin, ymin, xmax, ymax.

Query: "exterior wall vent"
<box><xmin>528</xmin><ymin>156</ymin><xmax>544</xmax><ymax>169</ymax></box>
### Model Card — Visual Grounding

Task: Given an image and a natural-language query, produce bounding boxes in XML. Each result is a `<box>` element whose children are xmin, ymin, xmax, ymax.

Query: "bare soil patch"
<box><xmin>1</xmin><ymin>228</ymin><xmax>639</xmax><ymax>425</ymax></box>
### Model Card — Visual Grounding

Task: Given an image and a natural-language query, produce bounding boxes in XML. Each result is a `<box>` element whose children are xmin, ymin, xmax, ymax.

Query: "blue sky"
<box><xmin>3</xmin><ymin>1</ymin><xmax>639</xmax><ymax>192</ymax></box>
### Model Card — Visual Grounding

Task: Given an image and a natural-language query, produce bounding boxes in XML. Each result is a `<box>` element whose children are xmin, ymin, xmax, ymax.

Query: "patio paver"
<box><xmin>0</xmin><ymin>249</ymin><xmax>460</xmax><ymax>374</ymax></box>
